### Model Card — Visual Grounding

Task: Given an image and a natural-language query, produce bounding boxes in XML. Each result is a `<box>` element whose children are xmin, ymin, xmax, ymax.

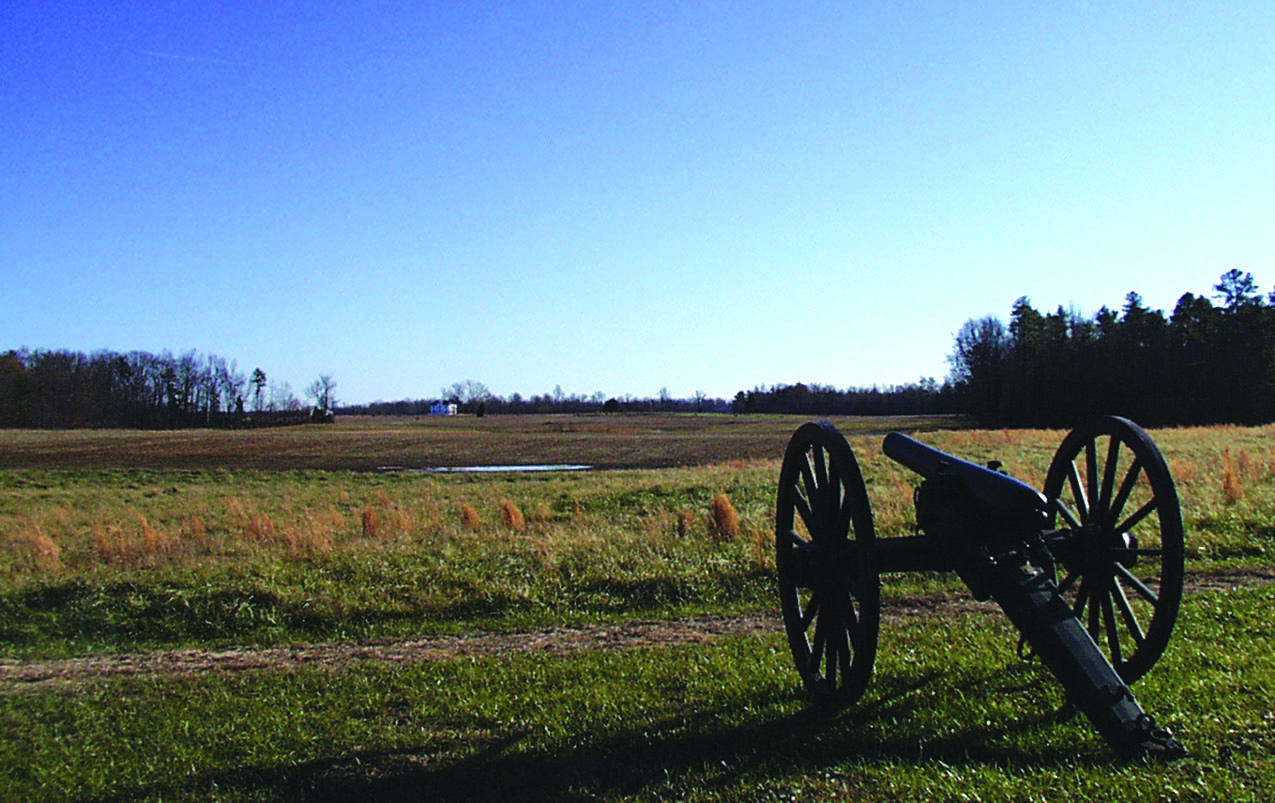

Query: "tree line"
<box><xmin>6</xmin><ymin>271</ymin><xmax>1270</xmax><ymax>430</ymax></box>
<box><xmin>338</xmin><ymin>379</ymin><xmax>952</xmax><ymax>418</ymax></box>
<box><xmin>948</xmin><ymin>269</ymin><xmax>1275</xmax><ymax>427</ymax></box>
<box><xmin>729</xmin><ymin>380</ymin><xmax>951</xmax><ymax>417</ymax></box>
<box><xmin>339</xmin><ymin>381</ymin><xmax>735</xmax><ymax>416</ymax></box>
<box><xmin>0</xmin><ymin>348</ymin><xmax>334</xmax><ymax>429</ymax></box>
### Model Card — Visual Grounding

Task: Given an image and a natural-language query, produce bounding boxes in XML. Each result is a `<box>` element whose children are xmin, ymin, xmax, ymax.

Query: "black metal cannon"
<box><xmin>774</xmin><ymin>416</ymin><xmax>1186</xmax><ymax>759</ymax></box>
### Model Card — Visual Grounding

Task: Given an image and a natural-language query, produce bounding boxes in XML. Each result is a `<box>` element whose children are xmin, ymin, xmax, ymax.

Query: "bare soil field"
<box><xmin>0</xmin><ymin>413</ymin><xmax>968</xmax><ymax>471</ymax></box>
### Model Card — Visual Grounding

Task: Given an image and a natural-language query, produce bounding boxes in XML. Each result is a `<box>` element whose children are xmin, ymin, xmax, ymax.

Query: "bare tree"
<box><xmin>306</xmin><ymin>374</ymin><xmax>337</xmax><ymax>416</ymax></box>
<box><xmin>444</xmin><ymin>380</ymin><xmax>491</xmax><ymax>406</ymax></box>
<box><xmin>269</xmin><ymin>380</ymin><xmax>300</xmax><ymax>412</ymax></box>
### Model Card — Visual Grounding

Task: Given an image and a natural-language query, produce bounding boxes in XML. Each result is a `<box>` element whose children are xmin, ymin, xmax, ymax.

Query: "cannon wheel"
<box><xmin>776</xmin><ymin>422</ymin><xmax>879</xmax><ymax>704</ymax></box>
<box><xmin>1041</xmin><ymin>416</ymin><xmax>1184</xmax><ymax>683</ymax></box>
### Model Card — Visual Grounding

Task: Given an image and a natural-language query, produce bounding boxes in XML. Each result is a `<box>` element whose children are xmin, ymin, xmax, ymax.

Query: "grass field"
<box><xmin>2</xmin><ymin>414</ymin><xmax>1273</xmax><ymax>800</ymax></box>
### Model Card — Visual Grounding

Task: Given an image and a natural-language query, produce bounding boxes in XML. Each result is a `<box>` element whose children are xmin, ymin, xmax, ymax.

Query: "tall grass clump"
<box><xmin>460</xmin><ymin>503</ymin><xmax>481</xmax><ymax>531</ymax></box>
<box><xmin>1222</xmin><ymin>448</ymin><xmax>1245</xmax><ymax>504</ymax></box>
<box><xmin>93</xmin><ymin>523</ymin><xmax>126</xmax><ymax>564</ymax></box>
<box><xmin>361</xmin><ymin>506</ymin><xmax>380</xmax><ymax>539</ymax></box>
<box><xmin>8</xmin><ymin>520</ymin><xmax>62</xmax><ymax>572</ymax></box>
<box><xmin>746</xmin><ymin>518</ymin><xmax>775</xmax><ymax>572</ymax></box>
<box><xmin>499</xmin><ymin>500</ymin><xmax>525</xmax><ymax>532</ymax></box>
<box><xmin>709</xmin><ymin>492</ymin><xmax>740</xmax><ymax>541</ymax></box>
<box><xmin>139</xmin><ymin>514</ymin><xmax>167</xmax><ymax>555</ymax></box>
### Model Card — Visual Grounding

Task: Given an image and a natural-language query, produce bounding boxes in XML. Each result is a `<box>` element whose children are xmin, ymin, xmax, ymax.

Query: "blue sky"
<box><xmin>4</xmin><ymin>2</ymin><xmax>1273</xmax><ymax>405</ymax></box>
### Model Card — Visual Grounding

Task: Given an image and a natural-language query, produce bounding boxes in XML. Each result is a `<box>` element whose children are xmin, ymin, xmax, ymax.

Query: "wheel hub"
<box><xmin>1066</xmin><ymin>523</ymin><xmax>1137</xmax><ymax>575</ymax></box>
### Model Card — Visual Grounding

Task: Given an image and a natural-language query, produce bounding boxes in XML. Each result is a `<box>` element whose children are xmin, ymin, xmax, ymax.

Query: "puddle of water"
<box><xmin>377</xmin><ymin>464</ymin><xmax>592</xmax><ymax>474</ymax></box>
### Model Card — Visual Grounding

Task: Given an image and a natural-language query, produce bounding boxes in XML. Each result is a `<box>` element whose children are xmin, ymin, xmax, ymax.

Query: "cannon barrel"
<box><xmin>883</xmin><ymin>432</ymin><xmax>1049</xmax><ymax>532</ymax></box>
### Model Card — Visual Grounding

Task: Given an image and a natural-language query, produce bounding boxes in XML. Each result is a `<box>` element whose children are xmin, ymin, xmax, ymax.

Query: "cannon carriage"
<box><xmin>774</xmin><ymin>416</ymin><xmax>1186</xmax><ymax>759</ymax></box>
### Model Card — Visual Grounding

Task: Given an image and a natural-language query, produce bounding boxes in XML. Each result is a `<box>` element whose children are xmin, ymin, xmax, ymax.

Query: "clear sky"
<box><xmin>4</xmin><ymin>2</ymin><xmax>1273</xmax><ymax>405</ymax></box>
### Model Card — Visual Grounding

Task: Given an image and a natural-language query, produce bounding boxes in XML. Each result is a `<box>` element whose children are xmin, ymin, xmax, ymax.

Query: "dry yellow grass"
<box><xmin>499</xmin><ymin>500</ymin><xmax>525</xmax><ymax>531</ymax></box>
<box><xmin>709</xmin><ymin>493</ymin><xmax>740</xmax><ymax>541</ymax></box>
<box><xmin>460</xmin><ymin>504</ymin><xmax>481</xmax><ymax>531</ymax></box>
<box><xmin>361</xmin><ymin>506</ymin><xmax>380</xmax><ymax>539</ymax></box>
<box><xmin>1222</xmin><ymin>448</ymin><xmax>1245</xmax><ymax>504</ymax></box>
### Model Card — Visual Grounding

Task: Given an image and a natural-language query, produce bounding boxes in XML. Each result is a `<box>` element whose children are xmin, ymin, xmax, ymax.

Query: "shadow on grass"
<box><xmin>94</xmin><ymin>671</ymin><xmax>1089</xmax><ymax>803</ymax></box>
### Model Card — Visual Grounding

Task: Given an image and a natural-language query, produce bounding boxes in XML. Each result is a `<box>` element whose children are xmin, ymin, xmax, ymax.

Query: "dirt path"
<box><xmin>0</xmin><ymin>614</ymin><xmax>779</xmax><ymax>691</ymax></box>
<box><xmin>3</xmin><ymin>570</ymin><xmax>1269</xmax><ymax>693</ymax></box>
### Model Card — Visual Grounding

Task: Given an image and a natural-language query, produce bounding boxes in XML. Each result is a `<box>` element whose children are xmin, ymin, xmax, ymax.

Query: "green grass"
<box><xmin>3</xmin><ymin>584</ymin><xmax>1271</xmax><ymax>801</ymax></box>
<box><xmin>2</xmin><ymin>420</ymin><xmax>1275</xmax><ymax>800</ymax></box>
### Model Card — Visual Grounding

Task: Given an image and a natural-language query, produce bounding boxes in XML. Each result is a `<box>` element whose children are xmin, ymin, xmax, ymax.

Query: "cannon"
<box><xmin>774</xmin><ymin>416</ymin><xmax>1186</xmax><ymax>759</ymax></box>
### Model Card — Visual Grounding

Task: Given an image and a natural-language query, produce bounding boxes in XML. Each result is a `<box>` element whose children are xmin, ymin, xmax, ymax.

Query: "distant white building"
<box><xmin>430</xmin><ymin>401</ymin><xmax>458</xmax><ymax>416</ymax></box>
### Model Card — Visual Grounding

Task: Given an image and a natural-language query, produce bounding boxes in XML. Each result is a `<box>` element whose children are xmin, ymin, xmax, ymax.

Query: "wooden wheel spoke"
<box><xmin>1101</xmin><ymin>586</ymin><xmax>1123</xmax><ymax>666</ymax></box>
<box><xmin>839</xmin><ymin>635</ymin><xmax>853</xmax><ymax>682</ymax></box>
<box><xmin>801</xmin><ymin>594</ymin><xmax>820</xmax><ymax>630</ymax></box>
<box><xmin>1114</xmin><ymin>562</ymin><xmax>1160</xmax><ymax>605</ymax></box>
<box><xmin>1053</xmin><ymin>498</ymin><xmax>1083</xmax><ymax>531</ymax></box>
<box><xmin>1067</xmin><ymin>461</ymin><xmax>1090</xmax><ymax>522</ymax></box>
<box><xmin>1086</xmin><ymin>578</ymin><xmax>1102</xmax><ymax>641</ymax></box>
<box><xmin>826</xmin><ymin>461</ymin><xmax>841</xmax><ymax>518</ymax></box>
<box><xmin>782</xmin><ymin>528</ymin><xmax>809</xmax><ymax>550</ymax></box>
<box><xmin>1109</xmin><ymin>458</ymin><xmax>1143</xmax><ymax>527</ymax></box>
<box><xmin>836</xmin><ymin>618</ymin><xmax>853</xmax><ymax>682</ymax></box>
<box><xmin>1072</xmin><ymin>579</ymin><xmax>1090</xmax><ymax>619</ymax></box>
<box><xmin>838</xmin><ymin>486</ymin><xmax>854</xmax><ymax>539</ymax></box>
<box><xmin>823</xmin><ymin>609</ymin><xmax>842</xmax><ymax>683</ymax></box>
<box><xmin>1057</xmin><ymin>570</ymin><xmax>1079</xmax><ymax>595</ymax></box>
<box><xmin>839</xmin><ymin>587</ymin><xmax>859</xmax><ymax>630</ymax></box>
<box><xmin>1085</xmin><ymin>440</ymin><xmax>1099</xmax><ymax>517</ymax></box>
<box><xmin>1116</xmin><ymin>498</ymin><xmax>1158</xmax><ymax>536</ymax></box>
<box><xmin>799</xmin><ymin>458</ymin><xmax>818</xmax><ymax>510</ymax></box>
<box><xmin>810</xmin><ymin>613</ymin><xmax>828</xmax><ymax>671</ymax></box>
<box><xmin>812</xmin><ymin>447</ymin><xmax>829</xmax><ymax>499</ymax></box>
<box><xmin>1111</xmin><ymin>581</ymin><xmax>1146</xmax><ymax>647</ymax></box>
<box><xmin>793</xmin><ymin>492</ymin><xmax>816</xmax><ymax>539</ymax></box>
<box><xmin>1098</xmin><ymin>437</ymin><xmax>1121</xmax><ymax>521</ymax></box>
